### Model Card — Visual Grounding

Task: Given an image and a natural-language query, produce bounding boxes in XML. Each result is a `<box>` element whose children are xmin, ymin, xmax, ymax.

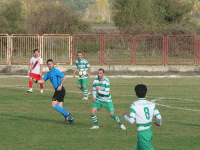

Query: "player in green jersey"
<box><xmin>123</xmin><ymin>84</ymin><xmax>162</xmax><ymax>150</ymax></box>
<box><xmin>73</xmin><ymin>52</ymin><xmax>91</xmax><ymax>100</ymax></box>
<box><xmin>90</xmin><ymin>68</ymin><xmax>126</xmax><ymax>130</ymax></box>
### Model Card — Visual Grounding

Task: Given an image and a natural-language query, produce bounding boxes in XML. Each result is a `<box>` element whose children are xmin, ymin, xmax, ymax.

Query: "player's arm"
<box><xmin>97</xmin><ymin>81</ymin><xmax>110</xmax><ymax>95</ymax></box>
<box><xmin>86</xmin><ymin>61</ymin><xmax>91</xmax><ymax>77</ymax></box>
<box><xmin>88</xmin><ymin>67</ymin><xmax>91</xmax><ymax>77</ymax></box>
<box><xmin>92</xmin><ymin>81</ymin><xmax>96</xmax><ymax>102</ymax></box>
<box><xmin>40</xmin><ymin>64</ymin><xmax>43</xmax><ymax>76</ymax></box>
<box><xmin>33</xmin><ymin>73</ymin><xmax>48</xmax><ymax>84</ymax></box>
<box><xmin>40</xmin><ymin>58</ymin><xmax>43</xmax><ymax>76</ymax></box>
<box><xmin>60</xmin><ymin>76</ymin><xmax>67</xmax><ymax>86</ymax></box>
<box><xmin>123</xmin><ymin>105</ymin><xmax>136</xmax><ymax>124</ymax></box>
<box><xmin>27</xmin><ymin>63</ymin><xmax>32</xmax><ymax>76</ymax></box>
<box><xmin>73</xmin><ymin>62</ymin><xmax>78</xmax><ymax>77</ymax></box>
<box><xmin>56</xmin><ymin>71</ymin><xmax>67</xmax><ymax>90</ymax></box>
<box><xmin>33</xmin><ymin>79</ymin><xmax>45</xmax><ymax>84</ymax></box>
<box><xmin>73</xmin><ymin>68</ymin><xmax>77</xmax><ymax>77</ymax></box>
<box><xmin>153</xmin><ymin>105</ymin><xmax>162</xmax><ymax>126</ymax></box>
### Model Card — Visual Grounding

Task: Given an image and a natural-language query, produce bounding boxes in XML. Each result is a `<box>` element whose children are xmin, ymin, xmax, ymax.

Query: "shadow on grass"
<box><xmin>1</xmin><ymin>113</ymin><xmax>66</xmax><ymax>125</ymax></box>
<box><xmin>0</xmin><ymin>113</ymin><xmax>90</xmax><ymax>127</ymax></box>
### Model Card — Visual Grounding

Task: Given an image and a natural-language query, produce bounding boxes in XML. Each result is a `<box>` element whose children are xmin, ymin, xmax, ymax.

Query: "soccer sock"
<box><xmin>91</xmin><ymin>114</ymin><xmax>98</xmax><ymax>126</ymax></box>
<box><xmin>29</xmin><ymin>80</ymin><xmax>33</xmax><ymax>88</ymax></box>
<box><xmin>111</xmin><ymin>114</ymin><xmax>123</xmax><ymax>125</ymax></box>
<box><xmin>79</xmin><ymin>86</ymin><xmax>84</xmax><ymax>92</ymax></box>
<box><xmin>54</xmin><ymin>105</ymin><xmax>69</xmax><ymax>116</ymax></box>
<box><xmin>40</xmin><ymin>83</ymin><xmax>43</xmax><ymax>89</ymax></box>
<box><xmin>83</xmin><ymin>87</ymin><xmax>88</xmax><ymax>97</ymax></box>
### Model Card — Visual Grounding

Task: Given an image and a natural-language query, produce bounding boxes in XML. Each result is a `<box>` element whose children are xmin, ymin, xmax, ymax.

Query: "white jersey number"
<box><xmin>144</xmin><ymin>107</ymin><xmax>150</xmax><ymax>120</ymax></box>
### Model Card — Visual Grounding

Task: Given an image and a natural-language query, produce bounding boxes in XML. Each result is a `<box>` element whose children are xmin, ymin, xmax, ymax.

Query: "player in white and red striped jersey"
<box><xmin>27</xmin><ymin>49</ymin><xmax>43</xmax><ymax>93</ymax></box>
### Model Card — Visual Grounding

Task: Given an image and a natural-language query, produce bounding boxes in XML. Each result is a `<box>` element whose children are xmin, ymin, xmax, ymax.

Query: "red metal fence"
<box><xmin>73</xmin><ymin>34</ymin><xmax>102</xmax><ymax>65</ymax></box>
<box><xmin>0</xmin><ymin>34</ymin><xmax>9</xmax><ymax>64</ymax></box>
<box><xmin>0</xmin><ymin>34</ymin><xmax>200</xmax><ymax>65</ymax></box>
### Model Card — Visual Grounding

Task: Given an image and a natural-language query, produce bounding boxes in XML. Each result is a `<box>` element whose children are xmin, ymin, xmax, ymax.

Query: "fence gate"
<box><xmin>11</xmin><ymin>34</ymin><xmax>39</xmax><ymax>64</ymax></box>
<box><xmin>135</xmin><ymin>35</ymin><xmax>165</xmax><ymax>65</ymax></box>
<box><xmin>166</xmin><ymin>35</ymin><xmax>197</xmax><ymax>65</ymax></box>
<box><xmin>42</xmin><ymin>34</ymin><xmax>71</xmax><ymax>64</ymax></box>
<box><xmin>103</xmin><ymin>34</ymin><xmax>133</xmax><ymax>65</ymax></box>
<box><xmin>73</xmin><ymin>34</ymin><xmax>102</xmax><ymax>65</ymax></box>
<box><xmin>0</xmin><ymin>34</ymin><xmax>9</xmax><ymax>65</ymax></box>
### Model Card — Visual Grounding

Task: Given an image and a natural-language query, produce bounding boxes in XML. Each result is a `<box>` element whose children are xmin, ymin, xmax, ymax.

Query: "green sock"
<box><xmin>91</xmin><ymin>114</ymin><xmax>98</xmax><ymax>126</ymax></box>
<box><xmin>83</xmin><ymin>87</ymin><xmax>88</xmax><ymax>97</ymax></box>
<box><xmin>79</xmin><ymin>86</ymin><xmax>84</xmax><ymax>92</ymax></box>
<box><xmin>111</xmin><ymin>114</ymin><xmax>123</xmax><ymax>125</ymax></box>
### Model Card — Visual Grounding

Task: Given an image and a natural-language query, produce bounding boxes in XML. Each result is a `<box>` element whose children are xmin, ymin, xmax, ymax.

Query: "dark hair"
<box><xmin>98</xmin><ymin>68</ymin><xmax>105</xmax><ymax>73</ymax></box>
<box><xmin>134</xmin><ymin>84</ymin><xmax>147</xmax><ymax>98</ymax></box>
<box><xmin>47</xmin><ymin>59</ymin><xmax>53</xmax><ymax>64</ymax></box>
<box><xmin>33</xmin><ymin>49</ymin><xmax>39</xmax><ymax>53</ymax></box>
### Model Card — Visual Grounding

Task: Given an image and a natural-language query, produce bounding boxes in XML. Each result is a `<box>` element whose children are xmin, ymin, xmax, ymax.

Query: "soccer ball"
<box><xmin>79</xmin><ymin>70</ymin><xmax>87</xmax><ymax>78</ymax></box>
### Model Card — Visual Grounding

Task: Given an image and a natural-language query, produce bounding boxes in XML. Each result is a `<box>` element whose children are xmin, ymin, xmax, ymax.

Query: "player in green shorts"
<box><xmin>90</xmin><ymin>68</ymin><xmax>126</xmax><ymax>130</ymax></box>
<box><xmin>73</xmin><ymin>52</ymin><xmax>91</xmax><ymax>100</ymax></box>
<box><xmin>123</xmin><ymin>84</ymin><xmax>162</xmax><ymax>150</ymax></box>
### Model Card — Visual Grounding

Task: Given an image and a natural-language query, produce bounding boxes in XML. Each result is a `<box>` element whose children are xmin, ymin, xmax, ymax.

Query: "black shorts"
<box><xmin>52</xmin><ymin>86</ymin><xmax>66</xmax><ymax>102</ymax></box>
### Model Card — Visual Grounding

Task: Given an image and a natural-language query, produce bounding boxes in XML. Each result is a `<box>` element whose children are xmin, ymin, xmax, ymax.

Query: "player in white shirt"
<box><xmin>123</xmin><ymin>84</ymin><xmax>162</xmax><ymax>150</ymax></box>
<box><xmin>27</xmin><ymin>49</ymin><xmax>43</xmax><ymax>93</ymax></box>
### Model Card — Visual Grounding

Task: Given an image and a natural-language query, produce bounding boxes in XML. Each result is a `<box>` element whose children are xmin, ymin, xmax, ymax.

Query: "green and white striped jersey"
<box><xmin>75</xmin><ymin>58</ymin><xmax>91</xmax><ymax>79</ymax></box>
<box><xmin>126</xmin><ymin>98</ymin><xmax>161</xmax><ymax>131</ymax></box>
<box><xmin>93</xmin><ymin>77</ymin><xmax>112</xmax><ymax>102</ymax></box>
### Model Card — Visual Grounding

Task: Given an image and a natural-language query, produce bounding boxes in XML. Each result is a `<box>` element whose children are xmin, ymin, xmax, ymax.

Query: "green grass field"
<box><xmin>0</xmin><ymin>76</ymin><xmax>200</xmax><ymax>150</ymax></box>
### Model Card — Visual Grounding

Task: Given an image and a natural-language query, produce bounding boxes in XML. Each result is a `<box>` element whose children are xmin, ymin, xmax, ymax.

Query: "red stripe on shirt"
<box><xmin>32</xmin><ymin>59</ymin><xmax>39</xmax><ymax>70</ymax></box>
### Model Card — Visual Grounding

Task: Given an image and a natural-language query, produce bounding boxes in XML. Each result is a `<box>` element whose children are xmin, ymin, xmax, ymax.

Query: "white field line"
<box><xmin>1</xmin><ymin>75</ymin><xmax>200</xmax><ymax>78</ymax></box>
<box><xmin>1</xmin><ymin>85</ymin><xmax>200</xmax><ymax>111</ymax></box>
<box><xmin>151</xmin><ymin>98</ymin><xmax>200</xmax><ymax>112</ymax></box>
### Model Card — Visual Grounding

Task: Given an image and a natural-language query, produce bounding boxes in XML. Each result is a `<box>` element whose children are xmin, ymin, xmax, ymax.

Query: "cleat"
<box><xmin>82</xmin><ymin>97</ymin><xmax>88</xmax><ymax>100</ymax></box>
<box><xmin>87</xmin><ymin>92</ymin><xmax>91</xmax><ymax>97</ymax></box>
<box><xmin>66</xmin><ymin>118</ymin><xmax>74</xmax><ymax>124</ymax></box>
<box><xmin>64</xmin><ymin>113</ymin><xmax>71</xmax><ymax>123</ymax></box>
<box><xmin>27</xmin><ymin>89</ymin><xmax>33</xmax><ymax>93</ymax></box>
<box><xmin>40</xmin><ymin>89</ymin><xmax>43</xmax><ymax>93</ymax></box>
<box><xmin>120</xmin><ymin>124</ymin><xmax>126</xmax><ymax>130</ymax></box>
<box><xmin>90</xmin><ymin>125</ymin><xmax>99</xmax><ymax>129</ymax></box>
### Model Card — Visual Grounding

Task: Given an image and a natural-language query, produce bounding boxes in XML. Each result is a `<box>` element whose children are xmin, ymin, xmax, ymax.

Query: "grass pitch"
<box><xmin>0</xmin><ymin>76</ymin><xmax>199</xmax><ymax>150</ymax></box>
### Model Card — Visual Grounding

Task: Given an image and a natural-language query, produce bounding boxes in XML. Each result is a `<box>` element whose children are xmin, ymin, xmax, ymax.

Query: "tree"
<box><xmin>112</xmin><ymin>0</ymin><xmax>194</xmax><ymax>31</ymax></box>
<box><xmin>0</xmin><ymin>0</ymin><xmax>23</xmax><ymax>34</ymax></box>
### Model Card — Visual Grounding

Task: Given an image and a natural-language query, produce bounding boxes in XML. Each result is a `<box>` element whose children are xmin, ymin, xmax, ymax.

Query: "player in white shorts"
<box><xmin>27</xmin><ymin>49</ymin><xmax>43</xmax><ymax>93</ymax></box>
<box><xmin>123</xmin><ymin>84</ymin><xmax>162</xmax><ymax>150</ymax></box>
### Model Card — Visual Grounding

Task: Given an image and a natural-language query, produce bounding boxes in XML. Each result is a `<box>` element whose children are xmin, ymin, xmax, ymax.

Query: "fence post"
<box><xmin>7</xmin><ymin>35</ymin><xmax>10</xmax><ymax>65</ymax></box>
<box><xmin>101</xmin><ymin>36</ymin><xmax>103</xmax><ymax>66</ymax></box>
<box><xmin>70</xmin><ymin>36</ymin><xmax>73</xmax><ymax>65</ymax></box>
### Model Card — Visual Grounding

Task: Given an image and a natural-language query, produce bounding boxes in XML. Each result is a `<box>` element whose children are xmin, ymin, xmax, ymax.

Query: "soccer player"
<box><xmin>90</xmin><ymin>68</ymin><xmax>126</xmax><ymax>130</ymax></box>
<box><xmin>73</xmin><ymin>52</ymin><xmax>91</xmax><ymax>100</ymax></box>
<box><xmin>27</xmin><ymin>49</ymin><xmax>43</xmax><ymax>93</ymax></box>
<box><xmin>32</xmin><ymin>59</ymin><xmax>74</xmax><ymax>124</ymax></box>
<box><xmin>123</xmin><ymin>84</ymin><xmax>162</xmax><ymax>150</ymax></box>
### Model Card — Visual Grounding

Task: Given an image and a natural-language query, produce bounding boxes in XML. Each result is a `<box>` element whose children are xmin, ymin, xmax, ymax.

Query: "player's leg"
<box><xmin>28</xmin><ymin>73</ymin><xmax>35</xmax><ymax>92</ymax></box>
<box><xmin>90</xmin><ymin>107</ymin><xmax>99</xmax><ymax>129</ymax></box>
<box><xmin>36</xmin><ymin>74</ymin><xmax>43</xmax><ymax>93</ymax></box>
<box><xmin>57</xmin><ymin>102</ymin><xmax>74</xmax><ymax>124</ymax></box>
<box><xmin>82</xmin><ymin>78</ymin><xmax>90</xmax><ymax>100</ymax></box>
<box><xmin>78</xmin><ymin>79</ymin><xmax>84</xmax><ymax>91</ymax></box>
<box><xmin>137</xmin><ymin>129</ymin><xmax>154</xmax><ymax>150</ymax></box>
<box><xmin>105</xmin><ymin>102</ymin><xmax>126</xmax><ymax>130</ymax></box>
<box><xmin>51</xmin><ymin>87</ymin><xmax>72</xmax><ymax>123</ymax></box>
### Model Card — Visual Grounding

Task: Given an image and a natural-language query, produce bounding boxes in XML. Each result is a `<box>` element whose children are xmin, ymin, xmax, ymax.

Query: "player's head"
<box><xmin>33</xmin><ymin>49</ymin><xmax>39</xmax><ymax>57</ymax></box>
<box><xmin>134</xmin><ymin>84</ymin><xmax>147</xmax><ymax>98</ymax></box>
<box><xmin>98</xmin><ymin>68</ymin><xmax>105</xmax><ymax>80</ymax></box>
<box><xmin>77</xmin><ymin>52</ymin><xmax>83</xmax><ymax>60</ymax></box>
<box><xmin>47</xmin><ymin>59</ymin><xmax>54</xmax><ymax>70</ymax></box>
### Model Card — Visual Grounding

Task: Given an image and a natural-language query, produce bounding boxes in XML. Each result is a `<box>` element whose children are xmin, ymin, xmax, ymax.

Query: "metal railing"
<box><xmin>0</xmin><ymin>34</ymin><xmax>199</xmax><ymax>65</ymax></box>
